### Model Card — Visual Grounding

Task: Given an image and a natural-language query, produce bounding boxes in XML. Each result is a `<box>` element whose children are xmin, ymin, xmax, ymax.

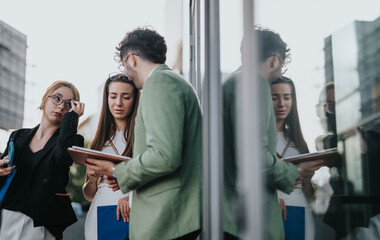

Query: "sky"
<box><xmin>1</xmin><ymin>0</ymin><xmax>380</xmax><ymax>183</ymax></box>
<box><xmin>0</xmin><ymin>0</ymin><xmax>170</xmax><ymax>127</ymax></box>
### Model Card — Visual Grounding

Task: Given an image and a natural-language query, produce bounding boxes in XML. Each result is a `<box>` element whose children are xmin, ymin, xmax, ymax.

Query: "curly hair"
<box><xmin>116</xmin><ymin>27</ymin><xmax>167</xmax><ymax>64</ymax></box>
<box><xmin>257</xmin><ymin>27</ymin><xmax>290</xmax><ymax>64</ymax></box>
<box><xmin>241</xmin><ymin>27</ymin><xmax>291</xmax><ymax>65</ymax></box>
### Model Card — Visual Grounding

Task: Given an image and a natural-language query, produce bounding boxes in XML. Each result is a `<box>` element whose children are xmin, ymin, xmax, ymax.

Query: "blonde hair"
<box><xmin>40</xmin><ymin>81</ymin><xmax>80</xmax><ymax>109</ymax></box>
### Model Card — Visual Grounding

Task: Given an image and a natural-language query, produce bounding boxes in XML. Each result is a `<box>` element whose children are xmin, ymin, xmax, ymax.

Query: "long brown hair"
<box><xmin>272</xmin><ymin>76</ymin><xmax>309</xmax><ymax>154</ymax></box>
<box><xmin>89</xmin><ymin>74</ymin><xmax>140</xmax><ymax>157</ymax></box>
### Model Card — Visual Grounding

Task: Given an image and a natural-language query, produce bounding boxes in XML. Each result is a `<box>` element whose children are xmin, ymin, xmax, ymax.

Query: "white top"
<box><xmin>276</xmin><ymin>131</ymin><xmax>315</xmax><ymax>240</ymax></box>
<box><xmin>98</xmin><ymin>130</ymin><xmax>132</xmax><ymax>208</ymax></box>
<box><xmin>84</xmin><ymin>131</ymin><xmax>131</xmax><ymax>240</ymax></box>
<box><xmin>276</xmin><ymin>131</ymin><xmax>306</xmax><ymax>206</ymax></box>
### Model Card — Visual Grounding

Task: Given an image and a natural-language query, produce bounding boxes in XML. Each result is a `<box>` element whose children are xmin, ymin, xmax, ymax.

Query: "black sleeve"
<box><xmin>0</xmin><ymin>131</ymin><xmax>18</xmax><ymax>160</ymax></box>
<box><xmin>0</xmin><ymin>131</ymin><xmax>18</xmax><ymax>187</ymax></box>
<box><xmin>52</xmin><ymin>111</ymin><xmax>84</xmax><ymax>166</ymax></box>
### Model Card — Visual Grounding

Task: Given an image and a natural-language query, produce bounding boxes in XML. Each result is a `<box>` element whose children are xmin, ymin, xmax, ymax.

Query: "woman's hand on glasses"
<box><xmin>70</xmin><ymin>100</ymin><xmax>85</xmax><ymax>117</ymax></box>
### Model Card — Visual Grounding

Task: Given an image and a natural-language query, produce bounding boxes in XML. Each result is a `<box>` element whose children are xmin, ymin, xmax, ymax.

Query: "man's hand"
<box><xmin>294</xmin><ymin>177</ymin><xmax>302</xmax><ymax>189</ymax></box>
<box><xmin>297</xmin><ymin>159</ymin><xmax>324</xmax><ymax>179</ymax></box>
<box><xmin>279</xmin><ymin>198</ymin><xmax>287</xmax><ymax>221</ymax></box>
<box><xmin>85</xmin><ymin>158</ymin><xmax>115</xmax><ymax>176</ymax></box>
<box><xmin>104</xmin><ymin>175</ymin><xmax>120</xmax><ymax>191</ymax></box>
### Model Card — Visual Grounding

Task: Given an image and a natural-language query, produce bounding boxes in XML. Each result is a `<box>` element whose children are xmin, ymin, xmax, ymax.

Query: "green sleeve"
<box><xmin>260</xmin><ymin>80</ymin><xmax>298</xmax><ymax>194</ymax></box>
<box><xmin>116</xmin><ymin>75</ymin><xmax>184</xmax><ymax>192</ymax></box>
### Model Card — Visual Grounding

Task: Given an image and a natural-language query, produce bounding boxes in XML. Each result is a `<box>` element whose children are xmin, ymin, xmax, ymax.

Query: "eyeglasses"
<box><xmin>266</xmin><ymin>54</ymin><xmax>287</xmax><ymax>75</ymax></box>
<box><xmin>325</xmin><ymin>101</ymin><xmax>335</xmax><ymax>114</ymax></box>
<box><xmin>125</xmin><ymin>53</ymin><xmax>139</xmax><ymax>62</ymax></box>
<box><xmin>109</xmin><ymin>74</ymin><xmax>129</xmax><ymax>81</ymax></box>
<box><xmin>119</xmin><ymin>53</ymin><xmax>139</xmax><ymax>72</ymax></box>
<box><xmin>281</xmin><ymin>65</ymin><xmax>288</xmax><ymax>75</ymax></box>
<box><xmin>316</xmin><ymin>101</ymin><xmax>336</xmax><ymax>118</ymax></box>
<box><xmin>48</xmin><ymin>93</ymin><xmax>72</xmax><ymax>110</ymax></box>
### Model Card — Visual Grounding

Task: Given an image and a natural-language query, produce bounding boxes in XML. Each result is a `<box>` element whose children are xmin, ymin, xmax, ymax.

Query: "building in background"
<box><xmin>324</xmin><ymin>16</ymin><xmax>380</xmax><ymax>194</ymax></box>
<box><xmin>0</xmin><ymin>19</ymin><xmax>27</xmax><ymax>154</ymax></box>
<box><xmin>323</xmin><ymin>16</ymin><xmax>380</xmax><ymax>238</ymax></box>
<box><xmin>0</xmin><ymin>19</ymin><xmax>27</xmax><ymax>130</ymax></box>
<box><xmin>77</xmin><ymin>114</ymin><xmax>98</xmax><ymax>146</ymax></box>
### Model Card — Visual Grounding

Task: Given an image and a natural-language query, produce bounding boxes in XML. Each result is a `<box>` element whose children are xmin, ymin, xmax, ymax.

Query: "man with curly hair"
<box><xmin>222</xmin><ymin>28</ymin><xmax>323</xmax><ymax>240</ymax></box>
<box><xmin>87</xmin><ymin>27</ymin><xmax>202</xmax><ymax>240</ymax></box>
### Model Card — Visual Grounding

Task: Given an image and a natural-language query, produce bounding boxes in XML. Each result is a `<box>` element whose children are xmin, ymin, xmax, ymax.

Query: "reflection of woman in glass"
<box><xmin>83</xmin><ymin>74</ymin><xmax>140</xmax><ymax>240</ymax></box>
<box><xmin>0</xmin><ymin>81</ymin><xmax>85</xmax><ymax>239</ymax></box>
<box><xmin>315</xmin><ymin>82</ymin><xmax>337</xmax><ymax>150</ymax></box>
<box><xmin>271</xmin><ymin>76</ymin><xmax>315</xmax><ymax>240</ymax></box>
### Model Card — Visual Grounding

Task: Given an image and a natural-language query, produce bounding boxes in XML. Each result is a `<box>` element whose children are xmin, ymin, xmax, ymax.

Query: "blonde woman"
<box><xmin>0</xmin><ymin>81</ymin><xmax>85</xmax><ymax>239</ymax></box>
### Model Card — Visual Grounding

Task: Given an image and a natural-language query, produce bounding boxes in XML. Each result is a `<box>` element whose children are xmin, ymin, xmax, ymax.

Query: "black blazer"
<box><xmin>0</xmin><ymin>111</ymin><xmax>84</xmax><ymax>239</ymax></box>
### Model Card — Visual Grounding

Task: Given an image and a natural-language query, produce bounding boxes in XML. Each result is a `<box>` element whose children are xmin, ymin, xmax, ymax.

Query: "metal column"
<box><xmin>202</xmin><ymin>0</ymin><xmax>223</xmax><ymax>239</ymax></box>
<box><xmin>189</xmin><ymin>0</ymin><xmax>202</xmax><ymax>104</ymax></box>
<box><xmin>237</xmin><ymin>0</ymin><xmax>263</xmax><ymax>239</ymax></box>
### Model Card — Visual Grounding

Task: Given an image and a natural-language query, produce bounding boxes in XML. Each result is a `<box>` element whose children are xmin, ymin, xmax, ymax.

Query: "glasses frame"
<box><xmin>119</xmin><ymin>53</ymin><xmax>140</xmax><ymax>71</ymax></box>
<box><xmin>48</xmin><ymin>93</ymin><xmax>72</xmax><ymax>111</ymax></box>
<box><xmin>266</xmin><ymin>54</ymin><xmax>288</xmax><ymax>75</ymax></box>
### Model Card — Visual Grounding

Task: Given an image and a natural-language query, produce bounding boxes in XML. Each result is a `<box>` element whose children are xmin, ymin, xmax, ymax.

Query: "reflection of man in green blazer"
<box><xmin>222</xmin><ymin>28</ymin><xmax>323</xmax><ymax>240</ymax></box>
<box><xmin>87</xmin><ymin>28</ymin><xmax>202</xmax><ymax>240</ymax></box>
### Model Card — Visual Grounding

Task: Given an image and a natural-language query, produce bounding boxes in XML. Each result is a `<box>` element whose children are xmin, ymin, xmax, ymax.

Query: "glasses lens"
<box><xmin>52</xmin><ymin>94</ymin><xmax>63</xmax><ymax>105</ymax></box>
<box><xmin>64</xmin><ymin>101</ymin><xmax>72</xmax><ymax>110</ymax></box>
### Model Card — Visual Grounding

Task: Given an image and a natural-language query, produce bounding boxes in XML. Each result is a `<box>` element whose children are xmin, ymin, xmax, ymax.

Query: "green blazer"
<box><xmin>114</xmin><ymin>64</ymin><xmax>202</xmax><ymax>240</ymax></box>
<box><xmin>222</xmin><ymin>68</ymin><xmax>298</xmax><ymax>240</ymax></box>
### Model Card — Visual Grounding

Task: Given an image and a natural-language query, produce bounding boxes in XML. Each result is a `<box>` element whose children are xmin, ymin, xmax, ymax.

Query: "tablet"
<box><xmin>284</xmin><ymin>148</ymin><xmax>339</xmax><ymax>167</ymax></box>
<box><xmin>67</xmin><ymin>146</ymin><xmax>130</xmax><ymax>166</ymax></box>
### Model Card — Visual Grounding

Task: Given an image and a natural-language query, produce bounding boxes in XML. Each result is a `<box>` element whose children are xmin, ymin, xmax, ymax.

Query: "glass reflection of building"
<box><xmin>323</xmin><ymin>16</ymin><xmax>380</xmax><ymax>238</ymax></box>
<box><xmin>0</xmin><ymin>19</ymin><xmax>27</xmax><ymax>130</ymax></box>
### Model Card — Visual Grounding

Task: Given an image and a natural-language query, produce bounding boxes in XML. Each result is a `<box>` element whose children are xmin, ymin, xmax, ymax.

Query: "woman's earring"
<box><xmin>39</xmin><ymin>104</ymin><xmax>43</xmax><ymax>110</ymax></box>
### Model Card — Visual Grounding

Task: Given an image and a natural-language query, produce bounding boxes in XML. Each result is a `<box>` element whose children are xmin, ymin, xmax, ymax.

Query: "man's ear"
<box><xmin>269</xmin><ymin>55</ymin><xmax>279</xmax><ymax>70</ymax></box>
<box><xmin>130</xmin><ymin>54</ymin><xmax>138</xmax><ymax>68</ymax></box>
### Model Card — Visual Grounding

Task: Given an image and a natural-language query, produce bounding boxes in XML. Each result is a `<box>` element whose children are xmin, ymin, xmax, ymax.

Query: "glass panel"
<box><xmin>343</xmin><ymin>132</ymin><xmax>363</xmax><ymax>194</ymax></box>
<box><xmin>219</xmin><ymin>0</ymin><xmax>246</xmax><ymax>238</ymax></box>
<box><xmin>253</xmin><ymin>1</ymin><xmax>380</xmax><ymax>239</ymax></box>
<box><xmin>332</xmin><ymin>23</ymin><xmax>360</xmax><ymax>102</ymax></box>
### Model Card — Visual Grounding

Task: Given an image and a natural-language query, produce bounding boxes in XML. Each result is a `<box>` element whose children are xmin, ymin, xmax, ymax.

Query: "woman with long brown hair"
<box><xmin>271</xmin><ymin>76</ymin><xmax>315</xmax><ymax>240</ymax></box>
<box><xmin>83</xmin><ymin>74</ymin><xmax>139</xmax><ymax>240</ymax></box>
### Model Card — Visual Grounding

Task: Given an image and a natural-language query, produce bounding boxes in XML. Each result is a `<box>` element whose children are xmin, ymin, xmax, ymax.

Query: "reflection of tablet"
<box><xmin>284</xmin><ymin>148</ymin><xmax>339</xmax><ymax>167</ymax></box>
<box><xmin>67</xmin><ymin>146</ymin><xmax>130</xmax><ymax>166</ymax></box>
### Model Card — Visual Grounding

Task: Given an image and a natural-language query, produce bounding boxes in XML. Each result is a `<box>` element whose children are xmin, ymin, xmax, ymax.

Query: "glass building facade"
<box><xmin>322</xmin><ymin>17</ymin><xmax>380</xmax><ymax>239</ymax></box>
<box><xmin>0</xmin><ymin>19</ymin><xmax>27</xmax><ymax>130</ymax></box>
